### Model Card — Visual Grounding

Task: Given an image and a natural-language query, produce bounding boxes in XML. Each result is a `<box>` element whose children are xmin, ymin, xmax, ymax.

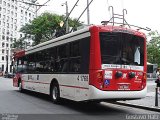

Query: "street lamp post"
<box><xmin>62</xmin><ymin>1</ymin><xmax>69</xmax><ymax>34</ymax></box>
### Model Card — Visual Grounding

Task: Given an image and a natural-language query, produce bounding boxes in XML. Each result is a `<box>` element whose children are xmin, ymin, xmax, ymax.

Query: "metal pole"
<box><xmin>87</xmin><ymin>0</ymin><xmax>90</xmax><ymax>25</ymax></box>
<box><xmin>69</xmin><ymin>0</ymin><xmax>94</xmax><ymax>33</ymax></box>
<box><xmin>66</xmin><ymin>1</ymin><xmax>69</xmax><ymax>33</ymax></box>
<box><xmin>155</xmin><ymin>87</ymin><xmax>158</xmax><ymax>107</ymax></box>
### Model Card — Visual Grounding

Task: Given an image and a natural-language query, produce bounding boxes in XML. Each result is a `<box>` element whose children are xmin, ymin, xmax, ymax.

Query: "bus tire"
<box><xmin>51</xmin><ymin>83</ymin><xmax>60</xmax><ymax>104</ymax></box>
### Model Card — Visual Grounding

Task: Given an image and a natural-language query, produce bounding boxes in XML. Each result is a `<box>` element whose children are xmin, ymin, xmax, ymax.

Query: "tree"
<box><xmin>12</xmin><ymin>38</ymin><xmax>26</xmax><ymax>49</ymax></box>
<box><xmin>19</xmin><ymin>12</ymin><xmax>82</xmax><ymax>46</ymax></box>
<box><xmin>147</xmin><ymin>30</ymin><xmax>160</xmax><ymax>66</ymax></box>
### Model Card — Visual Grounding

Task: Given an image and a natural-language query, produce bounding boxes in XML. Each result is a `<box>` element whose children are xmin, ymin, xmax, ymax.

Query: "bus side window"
<box><xmin>61</xmin><ymin>61</ymin><xmax>69</xmax><ymax>72</ymax></box>
<box><xmin>70</xmin><ymin>59</ymin><xmax>80</xmax><ymax>73</ymax></box>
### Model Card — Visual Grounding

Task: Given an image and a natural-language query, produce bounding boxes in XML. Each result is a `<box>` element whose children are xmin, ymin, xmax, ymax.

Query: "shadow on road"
<box><xmin>14</xmin><ymin>89</ymin><xmax>127</xmax><ymax>115</ymax></box>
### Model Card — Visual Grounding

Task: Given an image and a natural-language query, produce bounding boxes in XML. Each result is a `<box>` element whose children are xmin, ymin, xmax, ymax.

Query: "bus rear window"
<box><xmin>100</xmin><ymin>32</ymin><xmax>144</xmax><ymax>66</ymax></box>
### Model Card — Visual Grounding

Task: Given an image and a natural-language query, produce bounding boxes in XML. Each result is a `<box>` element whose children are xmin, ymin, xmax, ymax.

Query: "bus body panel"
<box><xmin>89</xmin><ymin>26</ymin><xmax>147</xmax><ymax>92</ymax></box>
<box><xmin>89</xmin><ymin>85</ymin><xmax>147</xmax><ymax>100</ymax></box>
<box><xmin>21</xmin><ymin>74</ymin><xmax>90</xmax><ymax>101</ymax></box>
<box><xmin>13</xmin><ymin>25</ymin><xmax>147</xmax><ymax>102</ymax></box>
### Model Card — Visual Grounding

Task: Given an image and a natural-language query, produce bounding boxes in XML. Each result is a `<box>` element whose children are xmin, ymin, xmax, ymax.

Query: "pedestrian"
<box><xmin>156</xmin><ymin>68</ymin><xmax>160</xmax><ymax>94</ymax></box>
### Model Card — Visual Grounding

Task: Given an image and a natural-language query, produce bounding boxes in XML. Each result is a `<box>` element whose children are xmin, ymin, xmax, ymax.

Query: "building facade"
<box><xmin>0</xmin><ymin>0</ymin><xmax>36</xmax><ymax>73</ymax></box>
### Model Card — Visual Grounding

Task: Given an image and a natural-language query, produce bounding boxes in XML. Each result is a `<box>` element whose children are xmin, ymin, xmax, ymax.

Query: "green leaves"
<box><xmin>147</xmin><ymin>30</ymin><xmax>160</xmax><ymax>66</ymax></box>
<box><xmin>17</xmin><ymin>12</ymin><xmax>82</xmax><ymax>47</ymax></box>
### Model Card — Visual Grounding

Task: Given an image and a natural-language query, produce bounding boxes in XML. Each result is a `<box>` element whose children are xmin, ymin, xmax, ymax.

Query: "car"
<box><xmin>4</xmin><ymin>72</ymin><xmax>14</xmax><ymax>78</ymax></box>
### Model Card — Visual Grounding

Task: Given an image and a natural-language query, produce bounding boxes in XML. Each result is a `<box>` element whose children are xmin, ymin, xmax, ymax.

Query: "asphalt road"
<box><xmin>0</xmin><ymin>77</ymin><xmax>159</xmax><ymax>120</ymax></box>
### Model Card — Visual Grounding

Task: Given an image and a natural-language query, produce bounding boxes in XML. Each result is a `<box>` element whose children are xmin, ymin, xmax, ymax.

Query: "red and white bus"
<box><xmin>13</xmin><ymin>25</ymin><xmax>147</xmax><ymax>103</ymax></box>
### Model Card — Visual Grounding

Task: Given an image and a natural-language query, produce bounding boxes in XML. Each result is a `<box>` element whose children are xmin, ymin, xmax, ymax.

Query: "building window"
<box><xmin>2</xmin><ymin>49</ymin><xmax>4</xmax><ymax>53</ymax></box>
<box><xmin>7</xmin><ymin>10</ymin><xmax>10</xmax><ymax>14</ymax></box>
<box><xmin>3</xmin><ymin>1</ymin><xmax>6</xmax><ymax>6</ymax></box>
<box><xmin>10</xmin><ymin>38</ymin><xmax>13</xmax><ymax>42</ymax></box>
<box><xmin>3</xmin><ymin>15</ymin><xmax>5</xmax><ymax>20</ymax></box>
<box><xmin>6</xmin><ymin>43</ymin><xmax>9</xmax><ymax>48</ymax></box>
<box><xmin>2</xmin><ymin>56</ymin><xmax>4</xmax><ymax>61</ymax></box>
<box><xmin>15</xmin><ymin>26</ymin><xmax>17</xmax><ymax>30</ymax></box>
<box><xmin>7</xmin><ymin>3</ymin><xmax>10</xmax><ymax>8</ymax></box>
<box><xmin>11</xmin><ymin>11</ymin><xmax>13</xmax><ymax>16</ymax></box>
<box><xmin>7</xmin><ymin>24</ymin><xmax>9</xmax><ymax>29</ymax></box>
<box><xmin>2</xmin><ymin>35</ymin><xmax>5</xmax><ymax>40</ymax></box>
<box><xmin>2</xmin><ymin>29</ymin><xmax>5</xmax><ymax>34</ymax></box>
<box><xmin>3</xmin><ymin>8</ymin><xmax>6</xmax><ymax>13</ymax></box>
<box><xmin>6</xmin><ymin>50</ymin><xmax>9</xmax><ymax>54</ymax></box>
<box><xmin>11</xmin><ymin>5</ymin><xmax>14</xmax><ymax>9</ymax></box>
<box><xmin>2</xmin><ymin>42</ymin><xmax>5</xmax><ymax>47</ymax></box>
<box><xmin>14</xmin><ymin>19</ymin><xmax>17</xmax><ymax>24</ymax></box>
<box><xmin>6</xmin><ymin>36</ymin><xmax>9</xmax><ymax>41</ymax></box>
<box><xmin>7</xmin><ymin>16</ymin><xmax>9</xmax><ymax>22</ymax></box>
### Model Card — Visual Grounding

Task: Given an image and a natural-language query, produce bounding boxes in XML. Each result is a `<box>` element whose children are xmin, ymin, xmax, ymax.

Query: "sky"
<box><xmin>36</xmin><ymin>0</ymin><xmax>160</xmax><ymax>34</ymax></box>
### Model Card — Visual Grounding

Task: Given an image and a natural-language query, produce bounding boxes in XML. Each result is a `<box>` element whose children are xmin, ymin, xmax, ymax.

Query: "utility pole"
<box><xmin>62</xmin><ymin>1</ymin><xmax>69</xmax><ymax>34</ymax></box>
<box><xmin>87</xmin><ymin>0</ymin><xmax>90</xmax><ymax>25</ymax></box>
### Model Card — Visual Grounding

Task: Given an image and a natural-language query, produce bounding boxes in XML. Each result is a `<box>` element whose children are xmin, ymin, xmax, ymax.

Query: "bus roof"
<box><xmin>26</xmin><ymin>26</ymin><xmax>90</xmax><ymax>53</ymax></box>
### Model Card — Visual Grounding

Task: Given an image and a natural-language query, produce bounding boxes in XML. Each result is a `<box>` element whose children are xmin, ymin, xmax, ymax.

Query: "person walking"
<box><xmin>156</xmin><ymin>68</ymin><xmax>160</xmax><ymax>94</ymax></box>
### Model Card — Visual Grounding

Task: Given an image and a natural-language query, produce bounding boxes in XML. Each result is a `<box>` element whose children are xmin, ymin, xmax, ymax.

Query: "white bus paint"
<box><xmin>22</xmin><ymin>74</ymin><xmax>90</xmax><ymax>101</ymax></box>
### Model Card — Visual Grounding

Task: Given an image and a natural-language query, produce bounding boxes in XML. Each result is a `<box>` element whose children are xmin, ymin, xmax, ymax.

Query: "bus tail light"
<box><xmin>96</xmin><ymin>70</ymin><xmax>103</xmax><ymax>83</ymax></box>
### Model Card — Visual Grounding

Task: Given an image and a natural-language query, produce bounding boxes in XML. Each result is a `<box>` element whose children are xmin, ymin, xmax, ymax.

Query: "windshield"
<box><xmin>100</xmin><ymin>32</ymin><xmax>144</xmax><ymax>66</ymax></box>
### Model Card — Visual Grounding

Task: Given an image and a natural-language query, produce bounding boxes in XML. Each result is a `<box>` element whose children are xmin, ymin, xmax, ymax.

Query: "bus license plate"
<box><xmin>118</xmin><ymin>84</ymin><xmax>129</xmax><ymax>90</ymax></box>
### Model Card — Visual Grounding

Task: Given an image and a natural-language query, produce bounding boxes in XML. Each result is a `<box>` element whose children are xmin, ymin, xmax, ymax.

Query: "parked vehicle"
<box><xmin>4</xmin><ymin>72</ymin><xmax>14</xmax><ymax>78</ymax></box>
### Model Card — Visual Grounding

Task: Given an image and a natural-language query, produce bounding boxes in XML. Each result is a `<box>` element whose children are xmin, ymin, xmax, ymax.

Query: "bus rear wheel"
<box><xmin>51</xmin><ymin>83</ymin><xmax>60</xmax><ymax>104</ymax></box>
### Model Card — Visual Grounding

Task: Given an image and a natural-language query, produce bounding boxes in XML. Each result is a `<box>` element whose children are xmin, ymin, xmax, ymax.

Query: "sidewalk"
<box><xmin>116</xmin><ymin>82</ymin><xmax>160</xmax><ymax>112</ymax></box>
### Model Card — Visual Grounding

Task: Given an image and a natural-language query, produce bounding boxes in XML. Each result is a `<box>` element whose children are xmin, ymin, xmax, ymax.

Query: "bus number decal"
<box><xmin>77</xmin><ymin>75</ymin><xmax>88</xmax><ymax>81</ymax></box>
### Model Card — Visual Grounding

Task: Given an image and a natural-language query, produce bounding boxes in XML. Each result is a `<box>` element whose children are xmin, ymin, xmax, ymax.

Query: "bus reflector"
<box><xmin>142</xmin><ymin>73</ymin><xmax>147</xmax><ymax>89</ymax></box>
<box><xmin>143</xmin><ymin>73</ymin><xmax>147</xmax><ymax>80</ymax></box>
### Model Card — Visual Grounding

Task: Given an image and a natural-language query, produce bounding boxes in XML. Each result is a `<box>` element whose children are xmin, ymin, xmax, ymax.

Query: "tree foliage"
<box><xmin>18</xmin><ymin>12</ymin><xmax>82</xmax><ymax>46</ymax></box>
<box><xmin>147</xmin><ymin>30</ymin><xmax>160</xmax><ymax>66</ymax></box>
<box><xmin>12</xmin><ymin>38</ymin><xmax>26</xmax><ymax>49</ymax></box>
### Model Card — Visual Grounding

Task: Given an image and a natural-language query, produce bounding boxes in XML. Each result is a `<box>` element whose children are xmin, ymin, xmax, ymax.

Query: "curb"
<box><xmin>108</xmin><ymin>101</ymin><xmax>160</xmax><ymax>112</ymax></box>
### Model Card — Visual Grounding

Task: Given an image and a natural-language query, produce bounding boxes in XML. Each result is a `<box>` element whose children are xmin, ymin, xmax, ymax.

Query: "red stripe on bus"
<box><xmin>24</xmin><ymin>81</ymin><xmax>89</xmax><ymax>90</ymax></box>
<box><xmin>60</xmin><ymin>84</ymin><xmax>89</xmax><ymax>90</ymax></box>
<box><xmin>24</xmin><ymin>81</ymin><xmax>50</xmax><ymax>84</ymax></box>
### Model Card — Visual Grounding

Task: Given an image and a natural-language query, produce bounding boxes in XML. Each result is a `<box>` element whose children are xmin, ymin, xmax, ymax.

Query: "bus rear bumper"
<box><xmin>89</xmin><ymin>85</ymin><xmax>147</xmax><ymax>101</ymax></box>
